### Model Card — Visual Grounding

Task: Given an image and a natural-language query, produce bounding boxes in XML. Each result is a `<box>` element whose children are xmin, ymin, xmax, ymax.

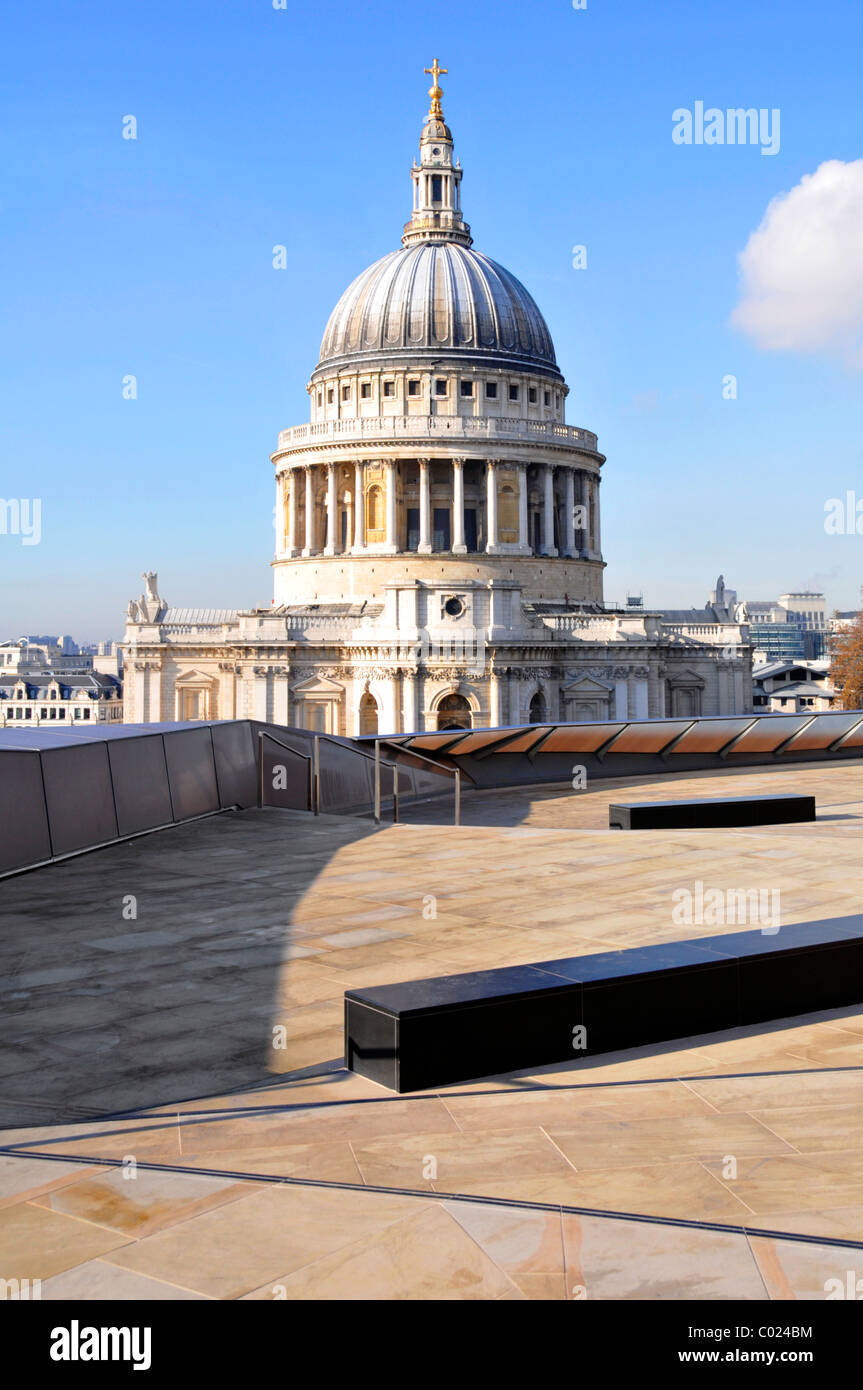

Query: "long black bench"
<box><xmin>608</xmin><ymin>793</ymin><xmax>816</xmax><ymax>830</ymax></box>
<box><xmin>344</xmin><ymin>916</ymin><xmax>863</xmax><ymax>1092</ymax></box>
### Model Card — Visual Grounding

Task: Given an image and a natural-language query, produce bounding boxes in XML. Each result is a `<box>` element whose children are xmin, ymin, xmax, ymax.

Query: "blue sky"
<box><xmin>2</xmin><ymin>0</ymin><xmax>863</xmax><ymax>639</ymax></box>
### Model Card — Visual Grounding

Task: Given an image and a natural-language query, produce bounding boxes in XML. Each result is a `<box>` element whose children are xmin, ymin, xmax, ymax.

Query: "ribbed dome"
<box><xmin>314</xmin><ymin>243</ymin><xmax>561</xmax><ymax>381</ymax></box>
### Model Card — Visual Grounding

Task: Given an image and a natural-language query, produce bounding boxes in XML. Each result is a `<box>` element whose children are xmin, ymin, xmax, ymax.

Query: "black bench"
<box><xmin>344</xmin><ymin>916</ymin><xmax>863</xmax><ymax>1092</ymax></box>
<box><xmin>608</xmin><ymin>793</ymin><xmax>816</xmax><ymax>830</ymax></box>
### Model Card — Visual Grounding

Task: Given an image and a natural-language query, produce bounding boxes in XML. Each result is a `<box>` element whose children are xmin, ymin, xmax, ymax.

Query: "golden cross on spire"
<box><xmin>424</xmin><ymin>58</ymin><xmax>447</xmax><ymax>117</ymax></box>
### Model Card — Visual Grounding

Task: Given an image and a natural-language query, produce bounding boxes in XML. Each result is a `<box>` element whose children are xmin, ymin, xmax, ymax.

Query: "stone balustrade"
<box><xmin>275</xmin><ymin>415</ymin><xmax>599</xmax><ymax>455</ymax></box>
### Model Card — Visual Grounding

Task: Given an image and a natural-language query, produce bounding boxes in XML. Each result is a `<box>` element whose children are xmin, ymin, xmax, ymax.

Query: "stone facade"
<box><xmin>122</xmin><ymin>69</ymin><xmax>752</xmax><ymax>735</ymax></box>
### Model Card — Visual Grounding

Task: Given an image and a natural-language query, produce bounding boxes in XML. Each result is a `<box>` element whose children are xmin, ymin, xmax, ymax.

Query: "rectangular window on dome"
<box><xmin>460</xmin><ymin>380</ymin><xmax>473</xmax><ymax>397</ymax></box>
<box><xmin>544</xmin><ymin>390</ymin><xmax>551</xmax><ymax>406</ymax></box>
<box><xmin>327</xmin><ymin>389</ymin><xmax>334</xmax><ymax>404</ymax></box>
<box><xmin>342</xmin><ymin>385</ymin><xmax>351</xmax><ymax>401</ymax></box>
<box><xmin>383</xmin><ymin>381</ymin><xmax>395</xmax><ymax>397</ymax></box>
<box><xmin>508</xmin><ymin>384</ymin><xmax>519</xmax><ymax>401</ymax></box>
<box><xmin>431</xmin><ymin>175</ymin><xmax>442</xmax><ymax>203</ymax></box>
<box><xmin>408</xmin><ymin>379</ymin><xmax>420</xmax><ymax>397</ymax></box>
<box><xmin>435</xmin><ymin>378</ymin><xmax>447</xmax><ymax>396</ymax></box>
<box><xmin>361</xmin><ymin>382</ymin><xmax>372</xmax><ymax>399</ymax></box>
<box><xmin>485</xmin><ymin>382</ymin><xmax>498</xmax><ymax>399</ymax></box>
<box><xmin>529</xmin><ymin>387</ymin><xmax>537</xmax><ymax>403</ymax></box>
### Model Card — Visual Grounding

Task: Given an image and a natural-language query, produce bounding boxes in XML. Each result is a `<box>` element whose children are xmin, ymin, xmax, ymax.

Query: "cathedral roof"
<box><xmin>315</xmin><ymin>243</ymin><xmax>560</xmax><ymax>379</ymax></box>
<box><xmin>312</xmin><ymin>63</ymin><xmax>561</xmax><ymax>383</ymax></box>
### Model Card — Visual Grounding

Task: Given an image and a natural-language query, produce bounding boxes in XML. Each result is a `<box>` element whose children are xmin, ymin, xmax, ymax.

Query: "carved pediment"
<box><xmin>290</xmin><ymin>675</ymin><xmax>345</xmax><ymax>696</ymax></box>
<box><xmin>665</xmin><ymin>667</ymin><xmax>706</xmax><ymax>689</ymax></box>
<box><xmin>174</xmin><ymin>669</ymin><xmax>216</xmax><ymax>687</ymax></box>
<box><xmin>561</xmin><ymin>674</ymin><xmax>615</xmax><ymax>696</ymax></box>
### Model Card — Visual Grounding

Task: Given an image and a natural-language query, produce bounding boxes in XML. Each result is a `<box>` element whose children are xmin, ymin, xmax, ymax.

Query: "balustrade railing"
<box><xmin>276</xmin><ymin>416</ymin><xmax>599</xmax><ymax>453</ymax></box>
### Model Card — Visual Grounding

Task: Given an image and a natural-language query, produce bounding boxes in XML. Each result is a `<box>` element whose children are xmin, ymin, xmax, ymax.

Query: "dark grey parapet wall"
<box><xmin>5</xmin><ymin>710</ymin><xmax>863</xmax><ymax>877</ymax></box>
<box><xmin>0</xmin><ymin>719</ymin><xmax>452</xmax><ymax>876</ymax></box>
<box><xmin>0</xmin><ymin>721</ymin><xmax>259</xmax><ymax>877</ymax></box>
<box><xmin>364</xmin><ymin>710</ymin><xmax>863</xmax><ymax>789</ymax></box>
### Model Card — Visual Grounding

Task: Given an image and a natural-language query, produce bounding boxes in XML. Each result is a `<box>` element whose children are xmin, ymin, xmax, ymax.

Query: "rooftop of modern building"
<box><xmin>4</xmin><ymin>744</ymin><xmax>863</xmax><ymax>1298</ymax></box>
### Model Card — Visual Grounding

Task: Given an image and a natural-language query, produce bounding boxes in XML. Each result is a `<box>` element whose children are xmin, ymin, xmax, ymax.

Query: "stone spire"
<box><xmin>402</xmin><ymin>60</ymin><xmax>472</xmax><ymax>248</ymax></box>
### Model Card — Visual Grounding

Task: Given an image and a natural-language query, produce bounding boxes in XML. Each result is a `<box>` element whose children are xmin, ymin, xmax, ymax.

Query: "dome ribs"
<box><xmin>313</xmin><ymin>245</ymin><xmax>561</xmax><ymax>377</ymax></box>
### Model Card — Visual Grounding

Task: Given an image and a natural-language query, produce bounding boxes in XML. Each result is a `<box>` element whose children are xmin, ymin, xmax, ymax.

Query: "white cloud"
<box><xmin>730</xmin><ymin>159</ymin><xmax>863</xmax><ymax>367</ymax></box>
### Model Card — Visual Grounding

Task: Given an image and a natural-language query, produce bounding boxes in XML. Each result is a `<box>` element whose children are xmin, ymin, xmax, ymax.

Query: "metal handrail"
<box><xmin>260</xmin><ymin>728</ymin><xmax>460</xmax><ymax>825</ymax></box>
<box><xmin>374</xmin><ymin>738</ymin><xmax>462</xmax><ymax>827</ymax></box>
<box><xmin>258</xmin><ymin>730</ymin><xmax>313</xmax><ymax>811</ymax></box>
<box><xmin>313</xmin><ymin>731</ymin><xmax>402</xmax><ymax>819</ymax></box>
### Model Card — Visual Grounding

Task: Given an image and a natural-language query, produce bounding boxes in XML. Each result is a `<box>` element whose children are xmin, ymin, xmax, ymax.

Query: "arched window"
<box><xmin>498</xmin><ymin>483</ymin><xmax>518</xmax><ymax>543</ymax></box>
<box><xmin>437</xmin><ymin>692</ymin><xmax>472</xmax><ymax>731</ymax></box>
<box><xmin>528</xmin><ymin>691</ymin><xmax>546</xmax><ymax>725</ymax></box>
<box><xmin>367</xmin><ymin>485</ymin><xmax>383</xmax><ymax>533</ymax></box>
<box><xmin>359</xmin><ymin>692</ymin><xmax>378</xmax><ymax>737</ymax></box>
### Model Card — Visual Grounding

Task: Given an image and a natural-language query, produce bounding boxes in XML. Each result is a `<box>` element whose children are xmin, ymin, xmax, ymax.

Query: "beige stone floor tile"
<box><xmin>508</xmin><ymin>1272</ymin><xmax>567</xmax><ymax>1299</ymax></box>
<box><xmin>784</xmin><ymin>1037</ymin><xmax>863</xmax><ymax>1066</ymax></box>
<box><xmin>177</xmin><ymin>1141</ymin><xmax>362</xmax><ymax>1183</ymax></box>
<box><xmin>546</xmin><ymin>1112</ymin><xmax>796</xmax><ymax>1170</ymax></box>
<box><xmin>170</xmin><ymin>1069</ymin><xmax>382</xmax><ymax>1109</ymax></box>
<box><xmin>455</xmin><ymin>1161</ymin><xmax>754</xmax><ymax>1223</ymax></box>
<box><xmin>41</xmin><ymin>1259</ymin><xmax>211</xmax><ymax>1300</ymax></box>
<box><xmin>687</xmin><ymin>1071</ymin><xmax>863</xmax><ymax>1113</ymax></box>
<box><xmin>0</xmin><ymin>1155</ymin><xmax>112</xmax><ymax>1210</ymax></box>
<box><xmin>45</xmin><ymin>1097</ymin><xmax>459</xmax><ymax>1161</ymax></box>
<box><xmin>352</xmin><ymin>1126</ymin><xmax>573</xmax><ymax>1190</ymax></box>
<box><xmin>562</xmin><ymin>1212</ymin><xmax>768</xmax><ymax>1300</ymax></box>
<box><xmin>0</xmin><ymin>1201</ymin><xmax>133</xmax><ymax>1281</ymax></box>
<box><xmin>443</xmin><ymin>1198</ymin><xmax>564</xmax><ymax>1281</ymax></box>
<box><xmin>106</xmin><ymin>1184</ymin><xmax>427</xmax><ymax>1299</ymax></box>
<box><xmin>511</xmin><ymin>1047</ymin><xmax>727</xmax><ymax>1086</ymax></box>
<box><xmin>442</xmin><ymin>1081</ymin><xmax>716</xmax><ymax>1132</ymax></box>
<box><xmin>241</xmin><ymin>1204</ymin><xmax>515</xmax><ymax>1300</ymax></box>
<box><xmin>703</xmin><ymin>1149</ymin><xmax>863</xmax><ymax>1217</ymax></box>
<box><xmin>32</xmin><ymin>1167</ymin><xmax>259</xmax><ymax>1237</ymax></box>
<box><xmin>747</xmin><ymin>1203</ymin><xmax>863</xmax><ymax>1243</ymax></box>
<box><xmin>750</xmin><ymin>1103</ymin><xmax>863</xmax><ymax>1154</ymax></box>
<box><xmin>748</xmin><ymin>1234</ymin><xmax>863</xmax><ymax>1300</ymax></box>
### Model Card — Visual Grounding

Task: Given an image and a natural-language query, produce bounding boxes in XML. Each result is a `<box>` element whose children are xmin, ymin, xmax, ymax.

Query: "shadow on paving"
<box><xmin>0</xmin><ymin>808</ymin><xmax>379</xmax><ymax>1128</ymax></box>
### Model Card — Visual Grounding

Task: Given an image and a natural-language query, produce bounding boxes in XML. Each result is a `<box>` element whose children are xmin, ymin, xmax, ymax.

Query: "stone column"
<box><xmin>275</xmin><ymin>475</ymin><xmax>286</xmax><ymax>557</ymax></box>
<box><xmin>489</xmin><ymin>670</ymin><xmax>501</xmax><ymax>727</ymax></box>
<box><xmin>518</xmin><ymin>463</ymin><xmax>529</xmax><ymax>552</ymax></box>
<box><xmin>509</xmin><ymin>671</ymin><xmax>520</xmax><ymax>726</ymax></box>
<box><xmin>593</xmin><ymin>476</ymin><xmax>602</xmax><ymax>557</ymax></box>
<box><xmin>353</xmin><ymin>462</ymin><xmax>365</xmax><ymax>551</ymax></box>
<box><xmin>418</xmin><ymin>457</ymin><xmax>432</xmax><ymax>553</ymax></box>
<box><xmin>452</xmin><ymin>457</ymin><xmax>466</xmax><ymax>553</ymax></box>
<box><xmin>486</xmin><ymin>459</ymin><xmax>498</xmax><ymax>552</ymax></box>
<box><xmin>385</xmin><ymin>460</ymin><xmax>398</xmax><ymax>552</ymax></box>
<box><xmin>614</xmin><ymin>678</ymin><xmax>628</xmax><ymax>720</ymax></box>
<box><xmin>575</xmin><ymin>472</ymin><xmax>586</xmax><ymax>555</ymax></box>
<box><xmin>133</xmin><ymin>663</ymin><xmax>147</xmax><ymax>722</ymax></box>
<box><xmin>402</xmin><ymin>671</ymin><xmax>417</xmax><ymax>733</ymax></box>
<box><xmin>324</xmin><ymin>463</ymin><xmax>337</xmax><ymax>554</ymax></box>
<box><xmin>563</xmin><ymin>468</ymin><xmax>575</xmax><ymax>557</ymax></box>
<box><xmin>287</xmin><ymin>471</ymin><xmax>298</xmax><ymax>555</ymax></box>
<box><xmin>542</xmin><ymin>465</ymin><xmax>558</xmax><ymax>556</ymax></box>
<box><xmin>303</xmin><ymin>466</ymin><xmax>314</xmax><ymax>555</ymax></box>
<box><xmin>272</xmin><ymin>672</ymin><xmax>289</xmax><ymax>726</ymax></box>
